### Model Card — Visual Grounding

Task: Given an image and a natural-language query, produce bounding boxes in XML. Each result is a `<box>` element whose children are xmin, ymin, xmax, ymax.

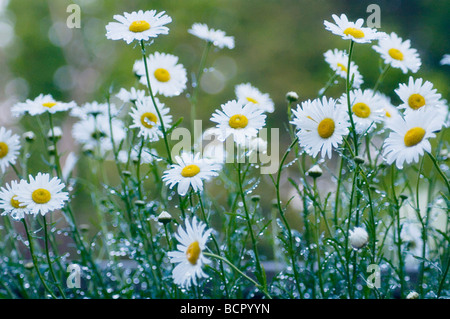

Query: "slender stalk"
<box><xmin>345</xmin><ymin>40</ymin><xmax>359</xmax><ymax>156</ymax></box>
<box><xmin>373</xmin><ymin>64</ymin><xmax>390</xmax><ymax>92</ymax></box>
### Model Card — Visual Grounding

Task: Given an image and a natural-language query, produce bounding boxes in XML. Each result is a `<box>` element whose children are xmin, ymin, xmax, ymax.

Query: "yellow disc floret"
<box><xmin>154</xmin><ymin>68</ymin><xmax>171</xmax><ymax>82</ymax></box>
<box><xmin>140</xmin><ymin>112</ymin><xmax>158</xmax><ymax>129</ymax></box>
<box><xmin>0</xmin><ymin>142</ymin><xmax>8</xmax><ymax>158</ymax></box>
<box><xmin>317</xmin><ymin>118</ymin><xmax>335</xmax><ymax>139</ymax></box>
<box><xmin>343</xmin><ymin>27</ymin><xmax>365</xmax><ymax>39</ymax></box>
<box><xmin>352</xmin><ymin>102</ymin><xmax>371</xmax><ymax>118</ymax></box>
<box><xmin>181</xmin><ymin>164</ymin><xmax>201</xmax><ymax>178</ymax></box>
<box><xmin>186</xmin><ymin>241</ymin><xmax>201</xmax><ymax>265</ymax></box>
<box><xmin>10</xmin><ymin>195</ymin><xmax>26</xmax><ymax>209</ymax></box>
<box><xmin>228</xmin><ymin>114</ymin><xmax>249</xmax><ymax>129</ymax></box>
<box><xmin>42</xmin><ymin>102</ymin><xmax>57</xmax><ymax>108</ymax></box>
<box><xmin>32</xmin><ymin>188</ymin><xmax>52</xmax><ymax>204</ymax></box>
<box><xmin>129</xmin><ymin>20</ymin><xmax>151</xmax><ymax>33</ymax></box>
<box><xmin>408</xmin><ymin>93</ymin><xmax>426</xmax><ymax>110</ymax></box>
<box><xmin>404</xmin><ymin>127</ymin><xmax>426</xmax><ymax>147</ymax></box>
<box><xmin>388</xmin><ymin>48</ymin><xmax>404</xmax><ymax>61</ymax></box>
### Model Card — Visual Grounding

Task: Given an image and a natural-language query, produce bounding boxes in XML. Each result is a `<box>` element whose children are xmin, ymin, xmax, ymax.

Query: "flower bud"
<box><xmin>307</xmin><ymin>164</ymin><xmax>323</xmax><ymax>178</ymax></box>
<box><xmin>406</xmin><ymin>291</ymin><xmax>419</xmax><ymax>299</ymax></box>
<box><xmin>23</xmin><ymin>131</ymin><xmax>36</xmax><ymax>142</ymax></box>
<box><xmin>286</xmin><ymin>91</ymin><xmax>299</xmax><ymax>103</ymax></box>
<box><xmin>354</xmin><ymin>156</ymin><xmax>365</xmax><ymax>165</ymax></box>
<box><xmin>349</xmin><ymin>227</ymin><xmax>369</xmax><ymax>249</ymax></box>
<box><xmin>157</xmin><ymin>211</ymin><xmax>172</xmax><ymax>224</ymax></box>
<box><xmin>47</xmin><ymin>145</ymin><xmax>56</xmax><ymax>155</ymax></box>
<box><xmin>134</xmin><ymin>200</ymin><xmax>146</xmax><ymax>207</ymax></box>
<box><xmin>47</xmin><ymin>127</ymin><xmax>62</xmax><ymax>141</ymax></box>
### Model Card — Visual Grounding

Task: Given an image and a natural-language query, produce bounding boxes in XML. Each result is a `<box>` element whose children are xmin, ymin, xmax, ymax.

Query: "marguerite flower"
<box><xmin>162</xmin><ymin>152</ymin><xmax>220</xmax><ymax>196</ymax></box>
<box><xmin>338</xmin><ymin>89</ymin><xmax>385</xmax><ymax>134</ymax></box>
<box><xmin>134</xmin><ymin>52</ymin><xmax>187</xmax><ymax>97</ymax></box>
<box><xmin>12</xmin><ymin>94</ymin><xmax>75</xmax><ymax>117</ymax></box>
<box><xmin>15</xmin><ymin>173</ymin><xmax>69</xmax><ymax>216</ymax></box>
<box><xmin>372</xmin><ymin>32</ymin><xmax>421</xmax><ymax>73</ymax></box>
<box><xmin>167</xmin><ymin>217</ymin><xmax>212</xmax><ymax>289</ymax></box>
<box><xmin>105</xmin><ymin>10</ymin><xmax>172</xmax><ymax>44</ymax></box>
<box><xmin>116</xmin><ymin>87</ymin><xmax>146</xmax><ymax>104</ymax></box>
<box><xmin>324</xmin><ymin>49</ymin><xmax>363</xmax><ymax>88</ymax></box>
<box><xmin>188</xmin><ymin>23</ymin><xmax>234</xmax><ymax>49</ymax></box>
<box><xmin>129</xmin><ymin>96</ymin><xmax>172</xmax><ymax>142</ymax></box>
<box><xmin>290</xmin><ymin>97</ymin><xmax>350</xmax><ymax>159</ymax></box>
<box><xmin>382</xmin><ymin>109</ymin><xmax>444</xmax><ymax>169</ymax></box>
<box><xmin>349</xmin><ymin>227</ymin><xmax>369</xmax><ymax>249</ymax></box>
<box><xmin>395</xmin><ymin>77</ymin><xmax>445</xmax><ymax>114</ymax></box>
<box><xmin>0</xmin><ymin>127</ymin><xmax>21</xmax><ymax>174</ymax></box>
<box><xmin>378</xmin><ymin>92</ymin><xmax>401</xmax><ymax>127</ymax></box>
<box><xmin>202</xmin><ymin>128</ymin><xmax>226</xmax><ymax>164</ymax></box>
<box><xmin>210</xmin><ymin>100</ymin><xmax>266</xmax><ymax>144</ymax></box>
<box><xmin>324</xmin><ymin>14</ymin><xmax>384</xmax><ymax>43</ymax></box>
<box><xmin>72</xmin><ymin>114</ymin><xmax>126</xmax><ymax>154</ymax></box>
<box><xmin>440</xmin><ymin>54</ymin><xmax>450</xmax><ymax>66</ymax></box>
<box><xmin>235</xmin><ymin>83</ymin><xmax>274</xmax><ymax>113</ymax></box>
<box><xmin>0</xmin><ymin>180</ymin><xmax>28</xmax><ymax>220</ymax></box>
<box><xmin>118</xmin><ymin>146</ymin><xmax>157</xmax><ymax>164</ymax></box>
<box><xmin>70</xmin><ymin>101</ymin><xmax>118</xmax><ymax>119</ymax></box>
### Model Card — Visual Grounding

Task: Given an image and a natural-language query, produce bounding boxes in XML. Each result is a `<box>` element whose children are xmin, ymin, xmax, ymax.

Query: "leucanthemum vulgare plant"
<box><xmin>0</xmin><ymin>9</ymin><xmax>448</xmax><ymax>300</ymax></box>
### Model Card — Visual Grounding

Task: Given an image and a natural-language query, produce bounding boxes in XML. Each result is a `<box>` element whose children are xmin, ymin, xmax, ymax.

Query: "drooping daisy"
<box><xmin>15</xmin><ymin>173</ymin><xmax>69</xmax><ymax>216</ymax></box>
<box><xmin>70</xmin><ymin>101</ymin><xmax>119</xmax><ymax>119</ymax></box>
<box><xmin>0</xmin><ymin>180</ymin><xmax>29</xmax><ymax>220</ymax></box>
<box><xmin>129</xmin><ymin>96</ymin><xmax>172</xmax><ymax>142</ymax></box>
<box><xmin>235</xmin><ymin>83</ymin><xmax>274</xmax><ymax>113</ymax></box>
<box><xmin>290</xmin><ymin>97</ymin><xmax>350</xmax><ymax>159</ymax></box>
<box><xmin>372</xmin><ymin>32</ymin><xmax>421</xmax><ymax>74</ymax></box>
<box><xmin>12</xmin><ymin>94</ymin><xmax>76</xmax><ymax>117</ymax></box>
<box><xmin>0</xmin><ymin>127</ymin><xmax>21</xmax><ymax>174</ymax></box>
<box><xmin>382</xmin><ymin>109</ymin><xmax>444</xmax><ymax>169</ymax></box>
<box><xmin>162</xmin><ymin>152</ymin><xmax>220</xmax><ymax>196</ymax></box>
<box><xmin>134</xmin><ymin>52</ymin><xmax>187</xmax><ymax>97</ymax></box>
<box><xmin>105</xmin><ymin>10</ymin><xmax>172</xmax><ymax>44</ymax></box>
<box><xmin>395</xmin><ymin>77</ymin><xmax>445</xmax><ymax>114</ymax></box>
<box><xmin>378</xmin><ymin>92</ymin><xmax>401</xmax><ymax>127</ymax></box>
<box><xmin>210</xmin><ymin>100</ymin><xmax>266</xmax><ymax>145</ymax></box>
<box><xmin>118</xmin><ymin>146</ymin><xmax>157</xmax><ymax>164</ymax></box>
<box><xmin>188</xmin><ymin>23</ymin><xmax>235</xmax><ymax>49</ymax></box>
<box><xmin>324</xmin><ymin>14</ymin><xmax>384</xmax><ymax>44</ymax></box>
<box><xmin>167</xmin><ymin>217</ymin><xmax>212</xmax><ymax>289</ymax></box>
<box><xmin>72</xmin><ymin>114</ymin><xmax>126</xmax><ymax>154</ymax></box>
<box><xmin>116</xmin><ymin>87</ymin><xmax>146</xmax><ymax>104</ymax></box>
<box><xmin>323</xmin><ymin>49</ymin><xmax>363</xmax><ymax>88</ymax></box>
<box><xmin>338</xmin><ymin>89</ymin><xmax>385</xmax><ymax>134</ymax></box>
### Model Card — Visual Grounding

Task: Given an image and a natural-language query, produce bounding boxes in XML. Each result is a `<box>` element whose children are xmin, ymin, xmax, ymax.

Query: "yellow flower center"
<box><xmin>343</xmin><ymin>27</ymin><xmax>365</xmax><ymax>39</ymax></box>
<box><xmin>408</xmin><ymin>93</ymin><xmax>426</xmax><ymax>110</ymax></box>
<box><xmin>42</xmin><ymin>102</ymin><xmax>57</xmax><ymax>108</ymax></box>
<box><xmin>186</xmin><ymin>241</ymin><xmax>201</xmax><ymax>265</ymax></box>
<box><xmin>154</xmin><ymin>68</ymin><xmax>171</xmax><ymax>82</ymax></box>
<box><xmin>352</xmin><ymin>102</ymin><xmax>371</xmax><ymax>118</ymax></box>
<box><xmin>404</xmin><ymin>127</ymin><xmax>426</xmax><ymax>147</ymax></box>
<box><xmin>246</xmin><ymin>97</ymin><xmax>258</xmax><ymax>104</ymax></box>
<box><xmin>32</xmin><ymin>188</ymin><xmax>52</xmax><ymax>204</ymax></box>
<box><xmin>388</xmin><ymin>48</ymin><xmax>404</xmax><ymax>61</ymax></box>
<box><xmin>129</xmin><ymin>20</ymin><xmax>151</xmax><ymax>33</ymax></box>
<box><xmin>228</xmin><ymin>114</ymin><xmax>249</xmax><ymax>129</ymax></box>
<box><xmin>10</xmin><ymin>195</ymin><xmax>26</xmax><ymax>209</ymax></box>
<box><xmin>317</xmin><ymin>118</ymin><xmax>335</xmax><ymax>139</ymax></box>
<box><xmin>0</xmin><ymin>142</ymin><xmax>8</xmax><ymax>158</ymax></box>
<box><xmin>181</xmin><ymin>164</ymin><xmax>201</xmax><ymax>178</ymax></box>
<box><xmin>385</xmin><ymin>110</ymin><xmax>392</xmax><ymax>118</ymax></box>
<box><xmin>140</xmin><ymin>112</ymin><xmax>158</xmax><ymax>129</ymax></box>
<box><xmin>337</xmin><ymin>63</ymin><xmax>347</xmax><ymax>72</ymax></box>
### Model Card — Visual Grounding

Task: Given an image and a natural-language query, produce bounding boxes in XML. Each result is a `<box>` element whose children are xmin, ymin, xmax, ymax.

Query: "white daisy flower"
<box><xmin>440</xmin><ymin>54</ymin><xmax>450</xmax><ymax>66</ymax></box>
<box><xmin>202</xmin><ymin>128</ymin><xmax>226</xmax><ymax>164</ymax></box>
<box><xmin>382</xmin><ymin>109</ymin><xmax>444</xmax><ymax>169</ymax></box>
<box><xmin>324</xmin><ymin>13</ymin><xmax>385</xmax><ymax>44</ymax></box>
<box><xmin>235</xmin><ymin>83</ymin><xmax>274</xmax><ymax>113</ymax></box>
<box><xmin>167</xmin><ymin>217</ymin><xmax>212</xmax><ymax>289</ymax></box>
<box><xmin>105</xmin><ymin>10</ymin><xmax>171</xmax><ymax>44</ymax></box>
<box><xmin>372</xmin><ymin>32</ymin><xmax>421</xmax><ymax>74</ymax></box>
<box><xmin>0</xmin><ymin>180</ymin><xmax>29</xmax><ymax>220</ymax></box>
<box><xmin>15</xmin><ymin>173</ymin><xmax>69</xmax><ymax>216</ymax></box>
<box><xmin>290</xmin><ymin>97</ymin><xmax>350</xmax><ymax>159</ymax></box>
<box><xmin>72</xmin><ymin>114</ymin><xmax>126</xmax><ymax>154</ymax></box>
<box><xmin>349</xmin><ymin>227</ymin><xmax>369</xmax><ymax>249</ymax></box>
<box><xmin>162</xmin><ymin>152</ymin><xmax>220</xmax><ymax>196</ymax></box>
<box><xmin>401</xmin><ymin>221</ymin><xmax>425</xmax><ymax>271</ymax></box>
<box><xmin>323</xmin><ymin>49</ymin><xmax>363</xmax><ymax>88</ymax></box>
<box><xmin>338</xmin><ymin>89</ymin><xmax>385</xmax><ymax>134</ymax></box>
<box><xmin>70</xmin><ymin>101</ymin><xmax>119</xmax><ymax>119</ymax></box>
<box><xmin>129</xmin><ymin>96</ymin><xmax>172</xmax><ymax>142</ymax></box>
<box><xmin>116</xmin><ymin>87</ymin><xmax>146</xmax><ymax>104</ymax></box>
<box><xmin>395</xmin><ymin>77</ymin><xmax>445</xmax><ymax>114</ymax></box>
<box><xmin>210</xmin><ymin>100</ymin><xmax>266</xmax><ymax>145</ymax></box>
<box><xmin>188</xmin><ymin>23</ymin><xmax>235</xmax><ymax>49</ymax></box>
<box><xmin>378</xmin><ymin>92</ymin><xmax>401</xmax><ymax>127</ymax></box>
<box><xmin>134</xmin><ymin>52</ymin><xmax>187</xmax><ymax>97</ymax></box>
<box><xmin>12</xmin><ymin>94</ymin><xmax>76</xmax><ymax>117</ymax></box>
<box><xmin>0</xmin><ymin>127</ymin><xmax>21</xmax><ymax>174</ymax></box>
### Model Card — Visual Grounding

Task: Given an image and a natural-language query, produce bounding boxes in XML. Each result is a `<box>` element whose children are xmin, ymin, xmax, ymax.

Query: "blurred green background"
<box><xmin>0</xmin><ymin>0</ymin><xmax>448</xmax><ymax>229</ymax></box>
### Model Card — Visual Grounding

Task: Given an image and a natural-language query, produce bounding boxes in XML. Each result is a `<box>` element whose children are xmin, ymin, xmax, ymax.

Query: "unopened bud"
<box><xmin>286</xmin><ymin>91</ymin><xmax>299</xmax><ymax>103</ymax></box>
<box><xmin>47</xmin><ymin>127</ymin><xmax>62</xmax><ymax>141</ymax></box>
<box><xmin>23</xmin><ymin>131</ymin><xmax>36</xmax><ymax>142</ymax></box>
<box><xmin>307</xmin><ymin>164</ymin><xmax>323</xmax><ymax>178</ymax></box>
<box><xmin>157</xmin><ymin>211</ymin><xmax>172</xmax><ymax>224</ymax></box>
